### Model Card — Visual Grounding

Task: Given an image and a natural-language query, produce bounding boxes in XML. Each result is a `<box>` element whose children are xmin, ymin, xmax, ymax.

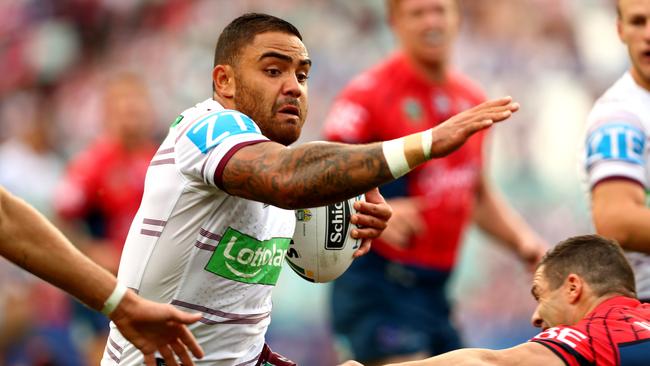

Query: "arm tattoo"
<box><xmin>223</xmin><ymin>142</ymin><xmax>393</xmax><ymax>209</ymax></box>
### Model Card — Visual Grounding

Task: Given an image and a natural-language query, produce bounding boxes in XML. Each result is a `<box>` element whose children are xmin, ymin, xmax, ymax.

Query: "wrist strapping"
<box><xmin>101</xmin><ymin>282</ymin><xmax>128</xmax><ymax>316</ymax></box>
<box><xmin>382</xmin><ymin>128</ymin><xmax>433</xmax><ymax>178</ymax></box>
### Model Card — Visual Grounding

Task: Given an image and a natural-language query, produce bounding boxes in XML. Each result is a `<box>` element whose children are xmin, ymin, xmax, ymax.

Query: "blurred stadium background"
<box><xmin>0</xmin><ymin>0</ymin><xmax>627</xmax><ymax>364</ymax></box>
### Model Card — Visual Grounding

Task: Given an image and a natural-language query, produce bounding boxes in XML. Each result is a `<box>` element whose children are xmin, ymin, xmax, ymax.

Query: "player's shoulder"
<box><xmin>339</xmin><ymin>53</ymin><xmax>405</xmax><ymax>95</ymax></box>
<box><xmin>446</xmin><ymin>70</ymin><xmax>487</xmax><ymax>103</ymax></box>
<box><xmin>174</xmin><ymin>98</ymin><xmax>226</xmax><ymax>126</ymax></box>
<box><xmin>69</xmin><ymin>137</ymin><xmax>118</xmax><ymax>168</ymax></box>
<box><xmin>589</xmin><ymin>73</ymin><xmax>649</xmax><ymax>128</ymax></box>
<box><xmin>173</xmin><ymin>99</ymin><xmax>265</xmax><ymax>155</ymax></box>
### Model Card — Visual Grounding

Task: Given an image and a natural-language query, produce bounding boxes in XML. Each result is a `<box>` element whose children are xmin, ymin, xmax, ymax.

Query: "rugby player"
<box><xmin>340</xmin><ymin>235</ymin><xmax>650</xmax><ymax>365</ymax></box>
<box><xmin>585</xmin><ymin>0</ymin><xmax>650</xmax><ymax>303</ymax></box>
<box><xmin>102</xmin><ymin>13</ymin><xmax>519</xmax><ymax>365</ymax></box>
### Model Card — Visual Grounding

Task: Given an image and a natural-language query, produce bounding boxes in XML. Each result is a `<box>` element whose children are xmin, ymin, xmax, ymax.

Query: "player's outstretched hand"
<box><xmin>430</xmin><ymin>96</ymin><xmax>519</xmax><ymax>158</ymax></box>
<box><xmin>350</xmin><ymin>187</ymin><xmax>392</xmax><ymax>258</ymax></box>
<box><xmin>109</xmin><ymin>291</ymin><xmax>204</xmax><ymax>366</ymax></box>
<box><xmin>516</xmin><ymin>231</ymin><xmax>548</xmax><ymax>272</ymax></box>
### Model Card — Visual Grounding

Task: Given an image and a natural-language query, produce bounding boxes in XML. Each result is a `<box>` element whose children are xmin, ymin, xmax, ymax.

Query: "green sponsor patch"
<box><xmin>205</xmin><ymin>227</ymin><xmax>290</xmax><ymax>285</ymax></box>
<box><xmin>171</xmin><ymin>115</ymin><xmax>184</xmax><ymax>127</ymax></box>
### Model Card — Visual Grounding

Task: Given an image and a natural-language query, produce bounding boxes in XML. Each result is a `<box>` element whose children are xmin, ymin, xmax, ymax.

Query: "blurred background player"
<box><xmin>0</xmin><ymin>185</ymin><xmax>204</xmax><ymax>366</ymax></box>
<box><xmin>55</xmin><ymin>72</ymin><xmax>159</xmax><ymax>273</ymax></box>
<box><xmin>323</xmin><ymin>0</ymin><xmax>547</xmax><ymax>364</ymax></box>
<box><xmin>339</xmin><ymin>235</ymin><xmax>650</xmax><ymax>366</ymax></box>
<box><xmin>54</xmin><ymin>72</ymin><xmax>159</xmax><ymax>364</ymax></box>
<box><xmin>584</xmin><ymin>0</ymin><xmax>650</xmax><ymax>302</ymax></box>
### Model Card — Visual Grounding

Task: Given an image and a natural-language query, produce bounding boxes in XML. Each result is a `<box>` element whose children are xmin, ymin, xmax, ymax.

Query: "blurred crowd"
<box><xmin>0</xmin><ymin>0</ymin><xmax>627</xmax><ymax>365</ymax></box>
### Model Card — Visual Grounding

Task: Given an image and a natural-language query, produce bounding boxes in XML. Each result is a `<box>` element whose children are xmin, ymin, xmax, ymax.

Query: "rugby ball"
<box><xmin>286</xmin><ymin>195</ymin><xmax>364</xmax><ymax>283</ymax></box>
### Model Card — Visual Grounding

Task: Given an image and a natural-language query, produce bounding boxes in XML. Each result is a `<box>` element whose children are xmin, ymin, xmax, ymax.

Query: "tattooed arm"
<box><xmin>224</xmin><ymin>141</ymin><xmax>390</xmax><ymax>208</ymax></box>
<box><xmin>0</xmin><ymin>186</ymin><xmax>204</xmax><ymax>365</ymax></box>
<box><xmin>223</xmin><ymin>96</ymin><xmax>519</xmax><ymax>209</ymax></box>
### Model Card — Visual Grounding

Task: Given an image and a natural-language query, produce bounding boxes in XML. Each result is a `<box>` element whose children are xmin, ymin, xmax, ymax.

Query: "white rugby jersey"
<box><xmin>584</xmin><ymin>72</ymin><xmax>650</xmax><ymax>299</ymax></box>
<box><xmin>101</xmin><ymin>99</ymin><xmax>296</xmax><ymax>365</ymax></box>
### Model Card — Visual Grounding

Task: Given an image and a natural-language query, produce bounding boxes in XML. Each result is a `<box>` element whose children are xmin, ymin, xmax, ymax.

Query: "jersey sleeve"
<box><xmin>584</xmin><ymin>107</ymin><xmax>647</xmax><ymax>189</ymax></box>
<box><xmin>175</xmin><ymin>109</ymin><xmax>268</xmax><ymax>190</ymax></box>
<box><xmin>528</xmin><ymin>326</ymin><xmax>594</xmax><ymax>366</ymax></box>
<box><xmin>323</xmin><ymin>75</ymin><xmax>376</xmax><ymax>143</ymax></box>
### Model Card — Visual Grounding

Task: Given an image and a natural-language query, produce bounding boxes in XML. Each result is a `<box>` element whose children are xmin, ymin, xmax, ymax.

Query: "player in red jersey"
<box><xmin>55</xmin><ymin>73</ymin><xmax>159</xmax><ymax>270</ymax></box>
<box><xmin>324</xmin><ymin>0</ymin><xmax>546</xmax><ymax>364</ymax></box>
<box><xmin>54</xmin><ymin>73</ymin><xmax>159</xmax><ymax>364</ymax></box>
<box><xmin>339</xmin><ymin>234</ymin><xmax>650</xmax><ymax>366</ymax></box>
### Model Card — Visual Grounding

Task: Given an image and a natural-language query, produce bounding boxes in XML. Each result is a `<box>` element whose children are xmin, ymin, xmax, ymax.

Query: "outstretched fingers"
<box><xmin>177</xmin><ymin>321</ymin><xmax>204</xmax><ymax>359</ymax></box>
<box><xmin>159</xmin><ymin>344</ymin><xmax>179</xmax><ymax>366</ymax></box>
<box><xmin>170</xmin><ymin>338</ymin><xmax>194</xmax><ymax>366</ymax></box>
<box><xmin>475</xmin><ymin>95</ymin><xmax>513</xmax><ymax>108</ymax></box>
<box><xmin>144</xmin><ymin>353</ymin><xmax>156</xmax><ymax>366</ymax></box>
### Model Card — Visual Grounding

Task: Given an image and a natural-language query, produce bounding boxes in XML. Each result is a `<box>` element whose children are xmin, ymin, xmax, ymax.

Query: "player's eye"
<box><xmin>297</xmin><ymin>73</ymin><xmax>309</xmax><ymax>83</ymax></box>
<box><xmin>265</xmin><ymin>69</ymin><xmax>282</xmax><ymax>77</ymax></box>
<box><xmin>630</xmin><ymin>16</ymin><xmax>647</xmax><ymax>27</ymax></box>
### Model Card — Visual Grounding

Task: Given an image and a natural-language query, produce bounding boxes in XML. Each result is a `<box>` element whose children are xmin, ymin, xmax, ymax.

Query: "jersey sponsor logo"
<box><xmin>325</xmin><ymin>200</ymin><xmax>350</xmax><ymax>250</ymax></box>
<box><xmin>205</xmin><ymin>227</ymin><xmax>290</xmax><ymax>285</ymax></box>
<box><xmin>586</xmin><ymin>123</ymin><xmax>645</xmax><ymax>167</ymax></box>
<box><xmin>432</xmin><ymin>93</ymin><xmax>450</xmax><ymax>115</ymax></box>
<box><xmin>324</xmin><ymin>100</ymin><xmax>368</xmax><ymax>142</ymax></box>
<box><xmin>186</xmin><ymin>110</ymin><xmax>261</xmax><ymax>153</ymax></box>
<box><xmin>532</xmin><ymin>327</ymin><xmax>588</xmax><ymax>348</ymax></box>
<box><xmin>402</xmin><ymin>98</ymin><xmax>423</xmax><ymax>124</ymax></box>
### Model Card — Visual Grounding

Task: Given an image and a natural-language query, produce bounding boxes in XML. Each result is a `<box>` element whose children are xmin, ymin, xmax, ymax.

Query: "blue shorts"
<box><xmin>331</xmin><ymin>251</ymin><xmax>461</xmax><ymax>363</ymax></box>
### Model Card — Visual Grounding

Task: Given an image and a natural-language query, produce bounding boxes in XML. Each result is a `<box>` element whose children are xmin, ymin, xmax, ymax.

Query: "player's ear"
<box><xmin>565</xmin><ymin>274</ymin><xmax>583</xmax><ymax>304</ymax></box>
<box><xmin>213</xmin><ymin>64</ymin><xmax>235</xmax><ymax>99</ymax></box>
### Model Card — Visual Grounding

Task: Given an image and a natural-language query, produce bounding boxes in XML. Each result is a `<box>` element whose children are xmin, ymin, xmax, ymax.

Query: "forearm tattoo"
<box><xmin>223</xmin><ymin>142</ymin><xmax>392</xmax><ymax>208</ymax></box>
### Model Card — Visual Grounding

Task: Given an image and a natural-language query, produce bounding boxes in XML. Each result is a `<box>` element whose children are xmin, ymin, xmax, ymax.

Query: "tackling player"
<box><xmin>584</xmin><ymin>0</ymin><xmax>650</xmax><ymax>302</ymax></box>
<box><xmin>339</xmin><ymin>235</ymin><xmax>650</xmax><ymax>366</ymax></box>
<box><xmin>102</xmin><ymin>13</ymin><xmax>520</xmax><ymax>366</ymax></box>
<box><xmin>0</xmin><ymin>186</ymin><xmax>204</xmax><ymax>366</ymax></box>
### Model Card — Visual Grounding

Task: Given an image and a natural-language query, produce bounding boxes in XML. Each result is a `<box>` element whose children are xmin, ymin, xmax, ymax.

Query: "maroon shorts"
<box><xmin>255</xmin><ymin>344</ymin><xmax>297</xmax><ymax>366</ymax></box>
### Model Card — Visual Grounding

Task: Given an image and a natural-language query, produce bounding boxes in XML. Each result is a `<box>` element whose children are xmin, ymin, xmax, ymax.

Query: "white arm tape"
<box><xmin>421</xmin><ymin>129</ymin><xmax>433</xmax><ymax>160</ymax></box>
<box><xmin>382</xmin><ymin>138</ymin><xmax>410</xmax><ymax>178</ymax></box>
<box><xmin>101</xmin><ymin>282</ymin><xmax>128</xmax><ymax>316</ymax></box>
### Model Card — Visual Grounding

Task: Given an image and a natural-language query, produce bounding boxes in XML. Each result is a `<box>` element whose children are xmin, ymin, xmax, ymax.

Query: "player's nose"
<box><xmin>281</xmin><ymin>74</ymin><xmax>302</xmax><ymax>98</ymax></box>
<box><xmin>531</xmin><ymin>307</ymin><xmax>544</xmax><ymax>328</ymax></box>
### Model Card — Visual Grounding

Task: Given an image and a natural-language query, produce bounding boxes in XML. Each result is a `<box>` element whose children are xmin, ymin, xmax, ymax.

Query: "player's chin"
<box><xmin>270</xmin><ymin>126</ymin><xmax>301</xmax><ymax>146</ymax></box>
<box><xmin>273</xmin><ymin>116</ymin><xmax>303</xmax><ymax>144</ymax></box>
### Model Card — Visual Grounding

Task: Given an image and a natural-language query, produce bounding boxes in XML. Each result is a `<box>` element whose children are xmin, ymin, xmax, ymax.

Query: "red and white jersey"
<box><xmin>530</xmin><ymin>296</ymin><xmax>650</xmax><ymax>366</ymax></box>
<box><xmin>324</xmin><ymin>52</ymin><xmax>486</xmax><ymax>270</ymax></box>
<box><xmin>584</xmin><ymin>72</ymin><xmax>650</xmax><ymax>300</ymax></box>
<box><xmin>102</xmin><ymin>99</ymin><xmax>296</xmax><ymax>366</ymax></box>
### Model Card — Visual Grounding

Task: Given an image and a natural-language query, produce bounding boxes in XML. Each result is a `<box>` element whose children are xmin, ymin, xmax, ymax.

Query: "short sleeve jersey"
<box><xmin>101</xmin><ymin>99</ymin><xmax>296</xmax><ymax>366</ymax></box>
<box><xmin>584</xmin><ymin>72</ymin><xmax>650</xmax><ymax>300</ymax></box>
<box><xmin>323</xmin><ymin>52</ymin><xmax>487</xmax><ymax>270</ymax></box>
<box><xmin>530</xmin><ymin>296</ymin><xmax>650</xmax><ymax>366</ymax></box>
